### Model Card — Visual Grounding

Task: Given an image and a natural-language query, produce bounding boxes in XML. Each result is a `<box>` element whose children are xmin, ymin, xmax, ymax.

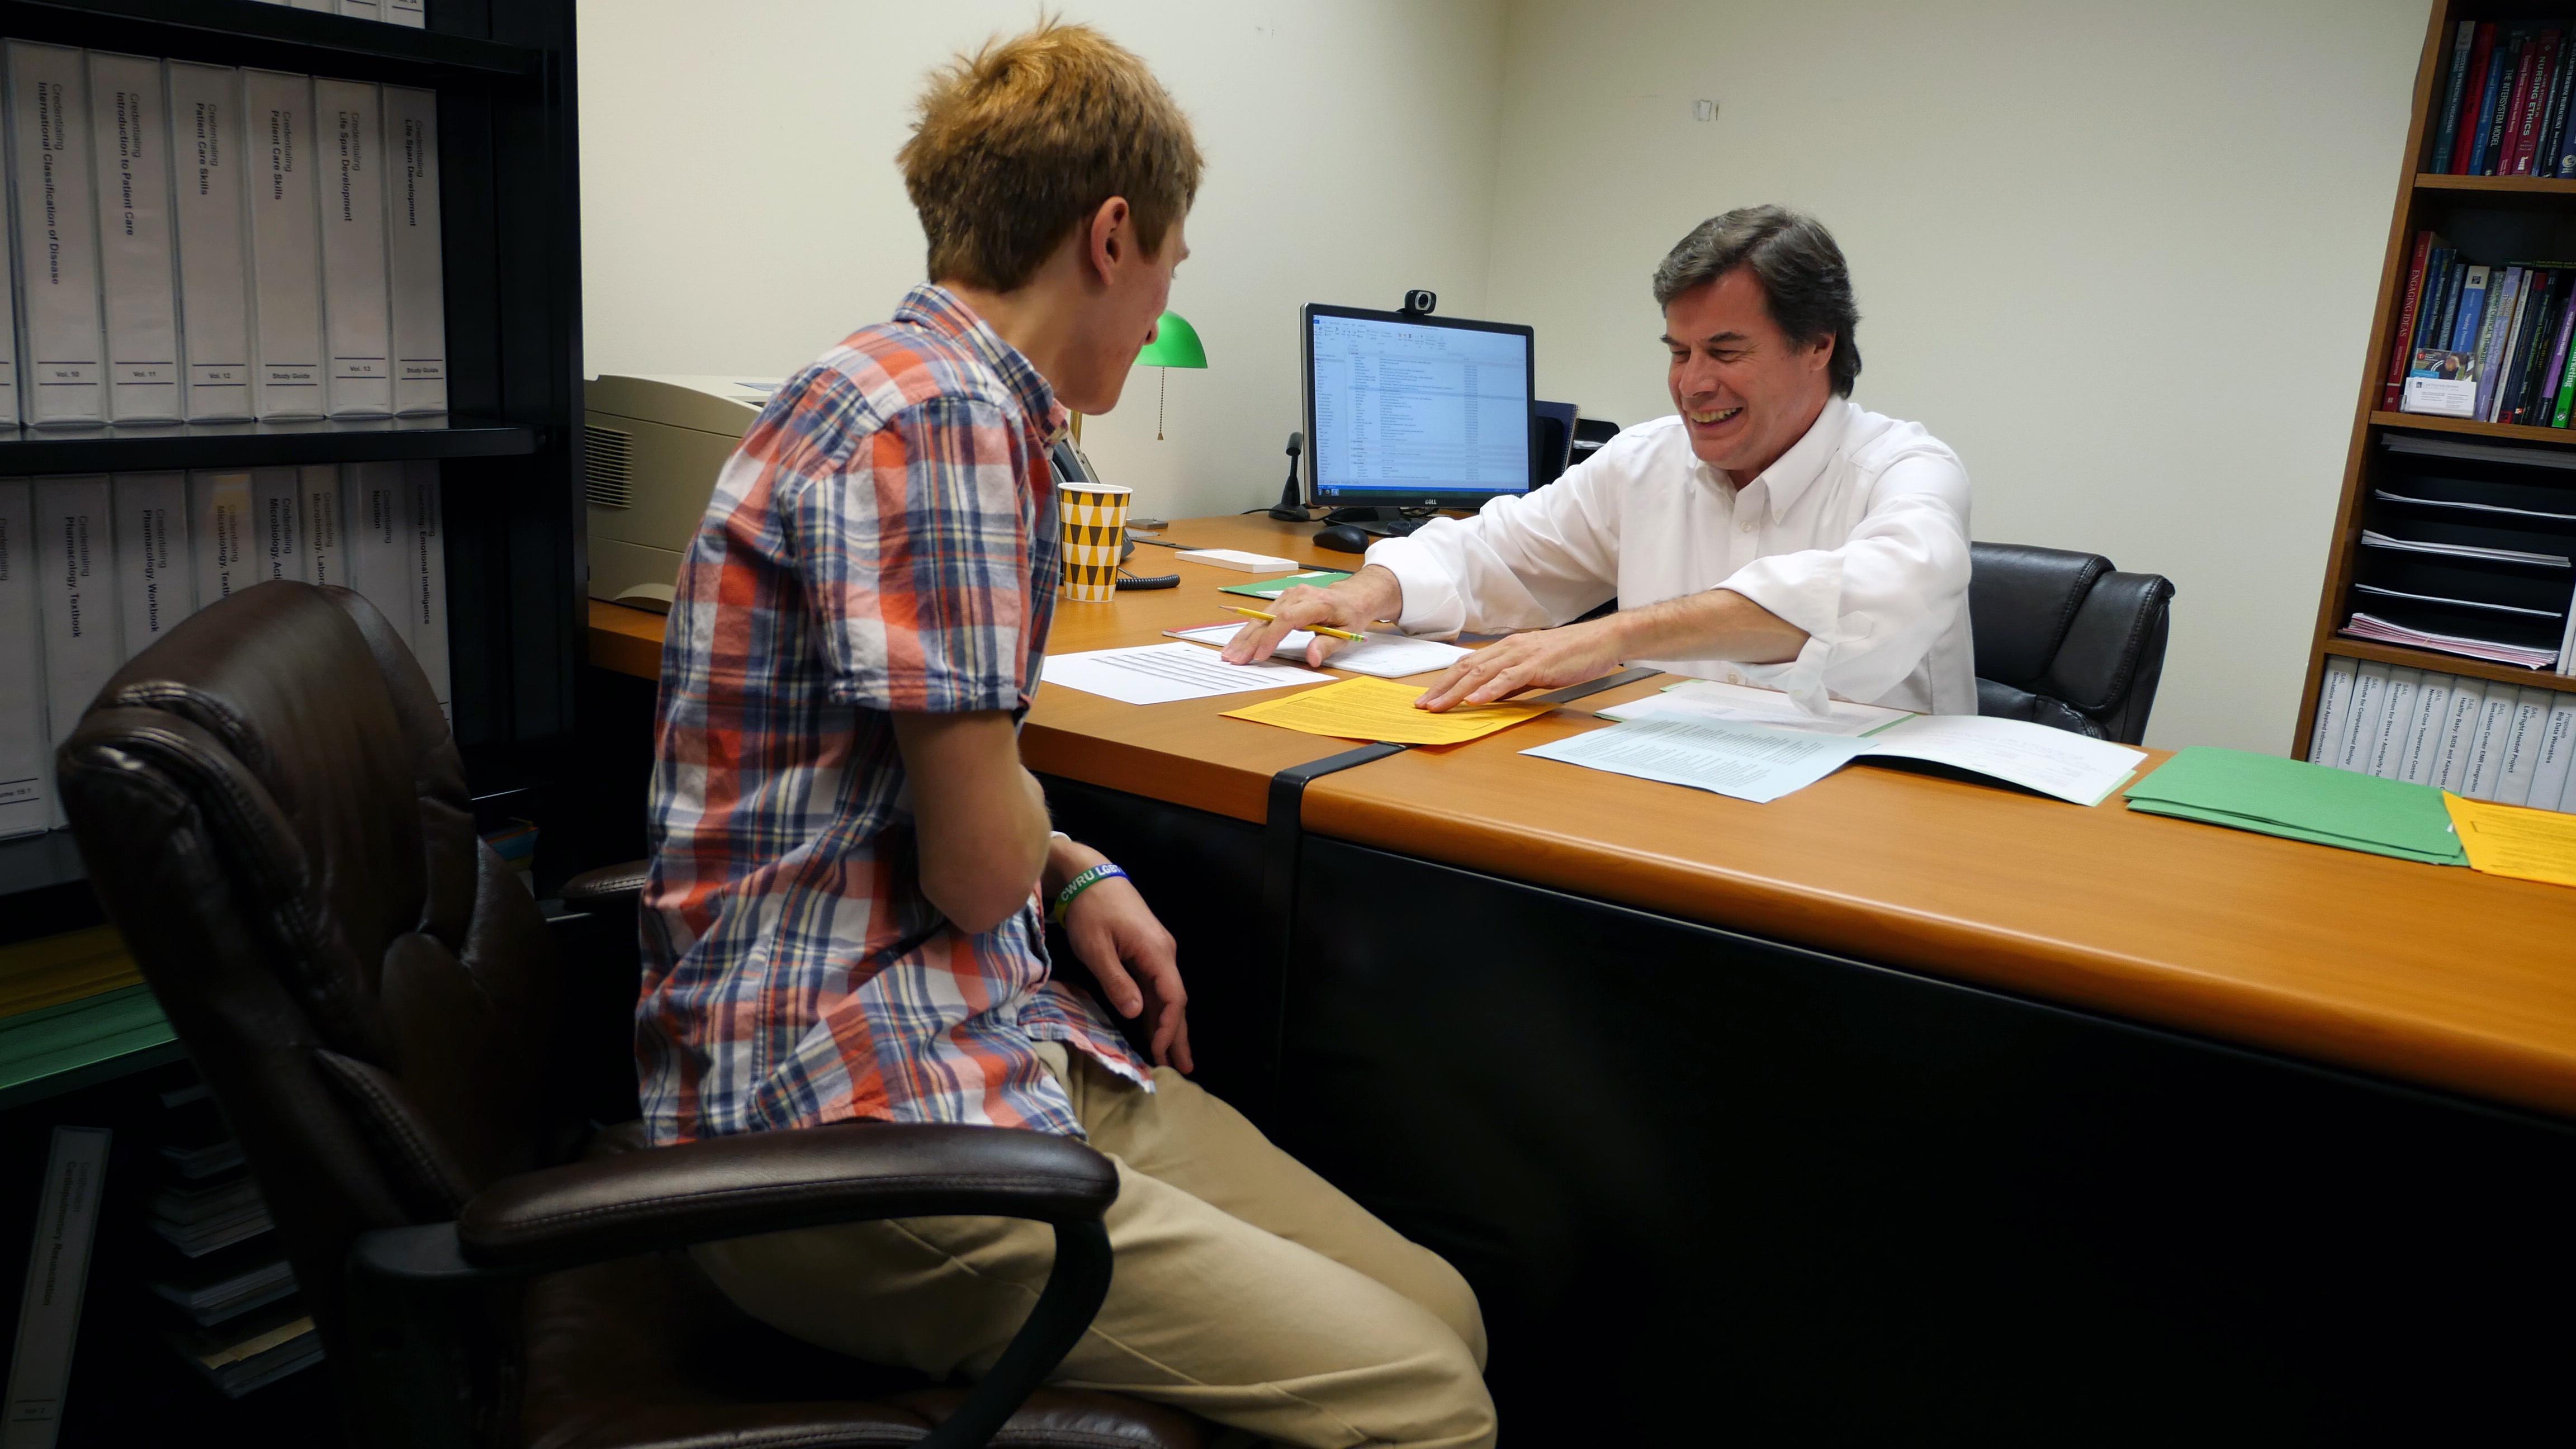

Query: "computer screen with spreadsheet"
<box><xmin>1302</xmin><ymin>304</ymin><xmax>1536</xmax><ymax>509</ymax></box>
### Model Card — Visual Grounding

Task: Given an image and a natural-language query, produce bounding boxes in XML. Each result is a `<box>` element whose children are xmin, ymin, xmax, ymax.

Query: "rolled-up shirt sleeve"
<box><xmin>1720</xmin><ymin>451</ymin><xmax>1971</xmax><ymax>712</ymax></box>
<box><xmin>1363</xmin><ymin>462</ymin><xmax>1623</xmax><ymax>637</ymax></box>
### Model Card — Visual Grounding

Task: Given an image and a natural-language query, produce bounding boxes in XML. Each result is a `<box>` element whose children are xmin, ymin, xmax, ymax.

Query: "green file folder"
<box><xmin>2120</xmin><ymin>746</ymin><xmax>2468</xmax><ymax>866</ymax></box>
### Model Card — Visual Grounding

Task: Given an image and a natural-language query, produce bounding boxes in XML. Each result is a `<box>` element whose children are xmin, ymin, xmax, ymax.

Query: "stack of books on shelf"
<box><xmin>2426</xmin><ymin>20</ymin><xmax>2576</xmax><ymax>178</ymax></box>
<box><xmin>2385</xmin><ymin>233</ymin><xmax>2576</xmax><ymax>423</ymax></box>
<box><xmin>2339</xmin><ymin>433</ymin><xmax>2576</xmax><ymax>670</ymax></box>
<box><xmin>2</xmin><ymin>40</ymin><xmax>448</xmax><ymax>427</ymax></box>
<box><xmin>0</xmin><ymin>463</ymin><xmax>449</xmax><ymax>841</ymax></box>
<box><xmin>2309</xmin><ymin>656</ymin><xmax>2576</xmax><ymax>813</ymax></box>
<box><xmin>148</xmin><ymin>1082</ymin><xmax>320</xmax><ymax>1399</ymax></box>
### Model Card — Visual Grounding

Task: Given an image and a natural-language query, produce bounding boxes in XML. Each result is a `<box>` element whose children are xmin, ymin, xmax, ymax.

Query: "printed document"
<box><xmin>1166</xmin><ymin>622</ymin><xmax>1470</xmax><ymax>679</ymax></box>
<box><xmin>1043</xmin><ymin>643</ymin><xmax>1330</xmax><ymax>704</ymax></box>
<box><xmin>1599</xmin><ymin>679</ymin><xmax>1912</xmax><ymax>737</ymax></box>
<box><xmin>1523</xmin><ymin>715</ymin><xmax>1872</xmax><ymax>803</ymax></box>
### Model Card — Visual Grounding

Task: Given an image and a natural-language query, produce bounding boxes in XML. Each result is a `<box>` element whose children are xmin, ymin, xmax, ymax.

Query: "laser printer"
<box><xmin>583</xmin><ymin>374</ymin><xmax>779</xmax><ymax>610</ymax></box>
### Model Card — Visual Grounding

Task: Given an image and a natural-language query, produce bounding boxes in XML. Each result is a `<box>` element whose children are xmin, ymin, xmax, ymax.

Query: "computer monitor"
<box><xmin>1302</xmin><ymin>303</ymin><xmax>1536</xmax><ymax>513</ymax></box>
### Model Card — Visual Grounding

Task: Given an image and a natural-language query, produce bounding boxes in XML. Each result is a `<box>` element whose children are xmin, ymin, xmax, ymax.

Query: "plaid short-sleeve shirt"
<box><xmin>637</xmin><ymin>284</ymin><xmax>1150</xmax><ymax>1145</ymax></box>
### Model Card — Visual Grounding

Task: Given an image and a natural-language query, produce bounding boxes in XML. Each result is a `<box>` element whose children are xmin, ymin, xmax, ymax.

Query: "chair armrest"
<box><xmin>469</xmin><ymin>1119</ymin><xmax>1115</xmax><ymax>1271</ymax></box>
<box><xmin>347</xmin><ymin>1121</ymin><xmax>1118</xmax><ymax>1449</ymax></box>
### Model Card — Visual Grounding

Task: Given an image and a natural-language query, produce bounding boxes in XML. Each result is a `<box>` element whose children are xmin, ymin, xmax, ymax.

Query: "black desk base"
<box><xmin>1042</xmin><ymin>774</ymin><xmax>2576</xmax><ymax>1443</ymax></box>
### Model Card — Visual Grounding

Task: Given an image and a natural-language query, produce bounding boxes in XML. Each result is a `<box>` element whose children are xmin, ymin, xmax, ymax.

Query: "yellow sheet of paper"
<box><xmin>2442</xmin><ymin>792</ymin><xmax>2576</xmax><ymax>888</ymax></box>
<box><xmin>1221</xmin><ymin>674</ymin><xmax>1551</xmax><ymax>746</ymax></box>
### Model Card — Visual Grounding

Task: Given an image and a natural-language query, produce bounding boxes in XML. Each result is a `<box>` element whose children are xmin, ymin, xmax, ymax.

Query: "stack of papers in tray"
<box><xmin>1522</xmin><ymin>711</ymin><xmax>2144</xmax><ymax>807</ymax></box>
<box><xmin>1164</xmin><ymin>622</ymin><xmax>1469</xmax><ymax>679</ymax></box>
<box><xmin>2359</xmin><ymin>531</ymin><xmax>2572</xmax><ymax>569</ymax></box>
<box><xmin>2121</xmin><ymin>747</ymin><xmax>2466</xmax><ymax>865</ymax></box>
<box><xmin>2341</xmin><ymin>612</ymin><xmax>2561</xmax><ymax>669</ymax></box>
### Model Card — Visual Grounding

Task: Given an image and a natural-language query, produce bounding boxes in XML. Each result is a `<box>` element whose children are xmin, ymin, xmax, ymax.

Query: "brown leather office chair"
<box><xmin>55</xmin><ymin>580</ymin><xmax>1208</xmax><ymax>1449</ymax></box>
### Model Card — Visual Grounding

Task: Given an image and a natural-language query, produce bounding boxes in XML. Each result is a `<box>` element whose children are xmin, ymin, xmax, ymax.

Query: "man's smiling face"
<box><xmin>1663</xmin><ymin>266</ymin><xmax>1835</xmax><ymax>480</ymax></box>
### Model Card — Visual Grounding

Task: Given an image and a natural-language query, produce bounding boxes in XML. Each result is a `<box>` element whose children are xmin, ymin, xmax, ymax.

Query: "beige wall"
<box><xmin>1483</xmin><ymin>0</ymin><xmax>2429</xmax><ymax>751</ymax></box>
<box><xmin>580</xmin><ymin>0</ymin><xmax>2432</xmax><ymax>752</ymax></box>
<box><xmin>577</xmin><ymin>0</ymin><xmax>1507</xmax><ymax>520</ymax></box>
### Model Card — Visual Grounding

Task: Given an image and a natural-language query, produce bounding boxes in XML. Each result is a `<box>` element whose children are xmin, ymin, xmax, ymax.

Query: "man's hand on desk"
<box><xmin>1048</xmin><ymin>835</ymin><xmax>1194</xmax><ymax>1073</ymax></box>
<box><xmin>1412</xmin><ymin>587</ymin><xmax>1811</xmax><ymax>712</ymax></box>
<box><xmin>1220</xmin><ymin>565</ymin><xmax>1406</xmax><ymax>668</ymax></box>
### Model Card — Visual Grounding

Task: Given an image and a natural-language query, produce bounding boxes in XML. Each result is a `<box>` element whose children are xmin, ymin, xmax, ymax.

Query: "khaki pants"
<box><xmin>694</xmin><ymin>1044</ymin><xmax>1496</xmax><ymax>1449</ymax></box>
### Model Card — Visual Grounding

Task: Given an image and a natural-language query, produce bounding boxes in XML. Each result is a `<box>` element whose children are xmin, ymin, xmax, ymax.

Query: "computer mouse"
<box><xmin>1313</xmin><ymin>523</ymin><xmax>1374</xmax><ymax>554</ymax></box>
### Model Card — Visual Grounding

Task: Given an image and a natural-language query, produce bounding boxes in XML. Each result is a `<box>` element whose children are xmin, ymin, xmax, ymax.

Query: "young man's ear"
<box><xmin>1088</xmin><ymin>196</ymin><xmax>1131</xmax><ymax>280</ymax></box>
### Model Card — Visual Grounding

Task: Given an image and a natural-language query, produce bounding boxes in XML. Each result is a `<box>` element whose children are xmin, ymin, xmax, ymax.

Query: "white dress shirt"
<box><xmin>1366</xmin><ymin>397</ymin><xmax>1975</xmax><ymax>714</ymax></box>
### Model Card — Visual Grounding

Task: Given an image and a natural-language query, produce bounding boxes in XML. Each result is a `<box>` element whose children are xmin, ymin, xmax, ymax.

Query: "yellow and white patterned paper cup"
<box><xmin>1059</xmin><ymin>482</ymin><xmax>1131</xmax><ymax>604</ymax></box>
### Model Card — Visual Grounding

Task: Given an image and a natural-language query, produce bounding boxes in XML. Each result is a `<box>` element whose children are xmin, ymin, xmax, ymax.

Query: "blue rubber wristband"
<box><xmin>1050</xmin><ymin>863</ymin><xmax>1128</xmax><ymax>923</ymax></box>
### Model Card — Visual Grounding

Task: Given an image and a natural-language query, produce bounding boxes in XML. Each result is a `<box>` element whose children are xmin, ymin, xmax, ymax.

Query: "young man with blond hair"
<box><xmin>637</xmin><ymin>21</ymin><xmax>1494</xmax><ymax>1448</ymax></box>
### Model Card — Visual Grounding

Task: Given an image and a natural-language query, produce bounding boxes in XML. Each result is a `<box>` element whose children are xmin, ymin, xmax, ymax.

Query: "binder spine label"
<box><xmin>9</xmin><ymin>43</ymin><xmax>108</xmax><ymax>425</ymax></box>
<box><xmin>244</xmin><ymin>70</ymin><xmax>324</xmax><ymax>420</ymax></box>
<box><xmin>92</xmin><ymin>54</ymin><xmax>183</xmax><ymax>423</ymax></box>
<box><xmin>384</xmin><ymin>87</ymin><xmax>445</xmax><ymax>415</ymax></box>
<box><xmin>169</xmin><ymin>63</ymin><xmax>255</xmax><ymax>421</ymax></box>
<box><xmin>114</xmin><ymin>472</ymin><xmax>193</xmax><ymax>661</ymax></box>
<box><xmin>0</xmin><ymin>481</ymin><xmax>48</xmax><ymax>836</ymax></box>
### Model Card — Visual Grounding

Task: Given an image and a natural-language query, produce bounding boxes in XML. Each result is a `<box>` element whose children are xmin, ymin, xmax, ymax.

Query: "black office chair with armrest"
<box><xmin>55</xmin><ymin>580</ymin><xmax>1209</xmax><ymax>1449</ymax></box>
<box><xmin>1968</xmin><ymin>541</ymin><xmax>2176</xmax><ymax>745</ymax></box>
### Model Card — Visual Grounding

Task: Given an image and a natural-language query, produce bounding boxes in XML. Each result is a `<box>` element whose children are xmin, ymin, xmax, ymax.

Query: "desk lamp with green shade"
<box><xmin>1071</xmin><ymin>309</ymin><xmax>1205</xmax><ymax>448</ymax></box>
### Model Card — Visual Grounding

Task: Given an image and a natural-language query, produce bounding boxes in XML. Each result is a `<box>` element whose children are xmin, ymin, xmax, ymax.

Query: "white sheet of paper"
<box><xmin>1043</xmin><ymin>643</ymin><xmax>1332</xmax><ymax>704</ymax></box>
<box><xmin>1858</xmin><ymin>714</ymin><xmax>2145</xmax><ymax>806</ymax></box>
<box><xmin>1166</xmin><ymin>623</ymin><xmax>1471</xmax><ymax>679</ymax></box>
<box><xmin>1521</xmin><ymin>715</ymin><xmax>1873</xmax><ymax>803</ymax></box>
<box><xmin>1599</xmin><ymin>679</ymin><xmax>1913</xmax><ymax>737</ymax></box>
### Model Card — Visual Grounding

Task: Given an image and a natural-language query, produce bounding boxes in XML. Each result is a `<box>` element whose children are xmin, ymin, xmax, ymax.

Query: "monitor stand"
<box><xmin>1319</xmin><ymin>505</ymin><xmax>1422</xmax><ymax>538</ymax></box>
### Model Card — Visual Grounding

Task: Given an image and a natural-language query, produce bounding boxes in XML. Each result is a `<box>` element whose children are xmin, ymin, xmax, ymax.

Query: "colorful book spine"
<box><xmin>2513</xmin><ymin>34</ymin><xmax>2557</xmax><ymax>174</ymax></box>
<box><xmin>2507</xmin><ymin>272</ymin><xmax>2556</xmax><ymax>423</ymax></box>
<box><xmin>2502</xmin><ymin>36</ymin><xmax>2541</xmax><ymax>174</ymax></box>
<box><xmin>2433</xmin><ymin>21</ymin><xmax>2478</xmax><ymax>171</ymax></box>
<box><xmin>2525</xmin><ymin>274</ymin><xmax>2569</xmax><ymax>422</ymax></box>
<box><xmin>2551</xmin><ymin>300</ymin><xmax>2576</xmax><ymax>427</ymax></box>
<box><xmin>2456</xmin><ymin>23</ymin><xmax>2501</xmax><ymax>173</ymax></box>
<box><xmin>2538</xmin><ymin>34</ymin><xmax>2576</xmax><ymax>177</ymax></box>
<box><xmin>2425</xmin><ymin>250</ymin><xmax>2462</xmax><ymax>350</ymax></box>
<box><xmin>2472</xmin><ymin>265</ymin><xmax>2523</xmax><ymax>420</ymax></box>
<box><xmin>2478</xmin><ymin>30</ymin><xmax>2525</xmax><ymax>173</ymax></box>
<box><xmin>2385</xmin><ymin>230</ymin><xmax>2435</xmax><ymax>408</ymax></box>
<box><xmin>2449</xmin><ymin>264</ymin><xmax>2492</xmax><ymax>353</ymax></box>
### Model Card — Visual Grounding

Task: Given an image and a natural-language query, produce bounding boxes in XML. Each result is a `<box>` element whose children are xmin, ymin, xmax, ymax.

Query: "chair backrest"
<box><xmin>1968</xmin><ymin>542</ymin><xmax>2176</xmax><ymax>745</ymax></box>
<box><xmin>55</xmin><ymin>581</ymin><xmax>586</xmax><ymax>1362</ymax></box>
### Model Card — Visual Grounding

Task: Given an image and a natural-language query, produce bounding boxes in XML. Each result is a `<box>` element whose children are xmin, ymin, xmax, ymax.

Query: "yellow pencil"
<box><xmin>1227</xmin><ymin>605</ymin><xmax>1363</xmax><ymax>643</ymax></box>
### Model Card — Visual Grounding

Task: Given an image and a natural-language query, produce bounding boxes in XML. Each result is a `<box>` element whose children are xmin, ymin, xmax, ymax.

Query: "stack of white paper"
<box><xmin>1524</xmin><ymin>711</ymin><xmax>2146</xmax><ymax>808</ymax></box>
<box><xmin>1164</xmin><ymin>622</ymin><xmax>1469</xmax><ymax>679</ymax></box>
<box><xmin>1042</xmin><ymin>643</ymin><xmax>1330</xmax><ymax>704</ymax></box>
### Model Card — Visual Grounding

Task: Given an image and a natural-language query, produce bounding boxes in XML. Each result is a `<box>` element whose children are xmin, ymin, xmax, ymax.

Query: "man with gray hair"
<box><xmin>1225</xmin><ymin>205</ymin><xmax>1973</xmax><ymax>716</ymax></box>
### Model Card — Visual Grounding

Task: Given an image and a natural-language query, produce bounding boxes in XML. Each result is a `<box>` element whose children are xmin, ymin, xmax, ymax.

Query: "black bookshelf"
<box><xmin>0</xmin><ymin>4</ymin><xmax>584</xmax><ymax>920</ymax></box>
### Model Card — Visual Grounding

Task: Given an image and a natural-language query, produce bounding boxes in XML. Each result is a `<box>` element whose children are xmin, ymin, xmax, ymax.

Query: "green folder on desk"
<box><xmin>2121</xmin><ymin>747</ymin><xmax>2468</xmax><ymax>866</ymax></box>
<box><xmin>1217</xmin><ymin>570</ymin><xmax>1349</xmax><ymax>600</ymax></box>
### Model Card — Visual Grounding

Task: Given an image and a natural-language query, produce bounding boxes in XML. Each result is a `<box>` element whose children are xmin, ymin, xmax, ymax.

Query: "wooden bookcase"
<box><xmin>0</xmin><ymin>0</ymin><xmax>586</xmax><ymax>944</ymax></box>
<box><xmin>2295</xmin><ymin>0</ymin><xmax>2576</xmax><ymax>750</ymax></box>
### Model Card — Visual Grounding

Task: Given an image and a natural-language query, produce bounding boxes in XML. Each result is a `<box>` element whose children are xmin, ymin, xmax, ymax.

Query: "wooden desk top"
<box><xmin>589</xmin><ymin>516</ymin><xmax>2576</xmax><ymax>1119</ymax></box>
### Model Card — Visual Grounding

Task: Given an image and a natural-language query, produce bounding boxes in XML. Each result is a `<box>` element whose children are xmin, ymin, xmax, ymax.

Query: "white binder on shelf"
<box><xmin>2365</xmin><ymin>667</ymin><xmax>2421</xmax><ymax>780</ymax></box>
<box><xmin>2305</xmin><ymin>656</ymin><xmax>2356</xmax><ymax>765</ymax></box>
<box><xmin>388</xmin><ymin>0</ymin><xmax>425</xmax><ymax>26</ymax></box>
<box><xmin>250</xmin><ymin>466</ymin><xmax>304</xmax><ymax>583</ymax></box>
<box><xmin>407</xmin><ymin>461</ymin><xmax>448</xmax><ymax>719</ymax></box>
<box><xmin>243</xmin><ymin>69</ymin><xmax>324</xmax><ymax>420</ymax></box>
<box><xmin>1</xmin><ymin>1127</ymin><xmax>111</xmax><ymax>1446</ymax></box>
<box><xmin>87</xmin><ymin>51</ymin><xmax>182</xmax><ymax>423</ymax></box>
<box><xmin>189</xmin><ymin>468</ymin><xmax>254</xmax><ymax>607</ymax></box>
<box><xmin>166</xmin><ymin>61</ymin><xmax>255</xmax><ymax>422</ymax></box>
<box><xmin>338</xmin><ymin>0</ymin><xmax>385</xmax><ymax>17</ymax></box>
<box><xmin>2433</xmin><ymin>678</ymin><xmax>2488</xmax><ymax>795</ymax></box>
<box><xmin>31</xmin><ymin>476</ymin><xmax>120</xmax><ymax>806</ymax></box>
<box><xmin>382</xmin><ymin>86</ymin><xmax>444</xmax><ymax>415</ymax></box>
<box><xmin>2461</xmin><ymin>687</ymin><xmax>2520</xmax><ymax>801</ymax></box>
<box><xmin>7</xmin><ymin>42</ymin><xmax>107</xmax><ymax>427</ymax></box>
<box><xmin>2493</xmin><ymin>685</ymin><xmax>2556</xmax><ymax>807</ymax></box>
<box><xmin>2334</xmin><ymin>662</ymin><xmax>2389</xmax><ymax>774</ymax></box>
<box><xmin>2396</xmin><ymin>673</ymin><xmax>2453</xmax><ymax>788</ymax></box>
<box><xmin>0</xmin><ymin>195</ymin><xmax>16</xmax><ymax>424</ymax></box>
<box><xmin>315</xmin><ymin>79</ymin><xmax>390</xmax><ymax>418</ymax></box>
<box><xmin>2526</xmin><ymin>693</ymin><xmax>2576</xmax><ymax>815</ymax></box>
<box><xmin>112</xmin><ymin>471</ymin><xmax>192</xmax><ymax>661</ymax></box>
<box><xmin>0</xmin><ymin>480</ymin><xmax>48</xmax><ymax>839</ymax></box>
<box><xmin>344</xmin><ymin>460</ymin><xmax>411</xmax><ymax>641</ymax></box>
<box><xmin>300</xmin><ymin>463</ymin><xmax>344</xmax><ymax>587</ymax></box>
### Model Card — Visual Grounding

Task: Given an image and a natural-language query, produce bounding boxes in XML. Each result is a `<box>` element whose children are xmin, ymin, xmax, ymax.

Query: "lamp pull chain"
<box><xmin>1157</xmin><ymin>368</ymin><xmax>1168</xmax><ymax>441</ymax></box>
